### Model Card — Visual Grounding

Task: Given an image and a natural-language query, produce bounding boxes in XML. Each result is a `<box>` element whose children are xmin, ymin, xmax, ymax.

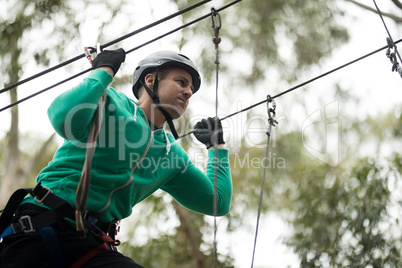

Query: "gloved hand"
<box><xmin>194</xmin><ymin>117</ymin><xmax>225</xmax><ymax>149</ymax></box>
<box><xmin>92</xmin><ymin>48</ymin><xmax>126</xmax><ymax>76</ymax></box>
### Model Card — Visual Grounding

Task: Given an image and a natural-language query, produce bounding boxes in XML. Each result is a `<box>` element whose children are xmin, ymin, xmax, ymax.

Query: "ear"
<box><xmin>144</xmin><ymin>73</ymin><xmax>155</xmax><ymax>90</ymax></box>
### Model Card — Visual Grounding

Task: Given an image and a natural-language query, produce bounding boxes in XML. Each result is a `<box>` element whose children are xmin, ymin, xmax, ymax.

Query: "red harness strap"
<box><xmin>69</xmin><ymin>243</ymin><xmax>108</xmax><ymax>268</ymax></box>
<box><xmin>69</xmin><ymin>231</ymin><xmax>119</xmax><ymax>268</ymax></box>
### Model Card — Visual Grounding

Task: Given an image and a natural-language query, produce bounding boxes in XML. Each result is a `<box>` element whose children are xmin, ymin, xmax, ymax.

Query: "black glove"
<box><xmin>92</xmin><ymin>48</ymin><xmax>126</xmax><ymax>76</ymax></box>
<box><xmin>194</xmin><ymin>117</ymin><xmax>225</xmax><ymax>149</ymax></box>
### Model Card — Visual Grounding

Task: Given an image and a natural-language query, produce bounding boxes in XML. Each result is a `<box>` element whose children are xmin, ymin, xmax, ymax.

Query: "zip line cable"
<box><xmin>252</xmin><ymin>1</ymin><xmax>402</xmax><ymax>264</ymax></box>
<box><xmin>178</xmin><ymin>36</ymin><xmax>402</xmax><ymax>139</ymax></box>
<box><xmin>250</xmin><ymin>3</ymin><xmax>400</xmax><ymax>264</ymax></box>
<box><xmin>0</xmin><ymin>0</ymin><xmax>212</xmax><ymax>95</ymax></box>
<box><xmin>373</xmin><ymin>0</ymin><xmax>402</xmax><ymax>63</ymax></box>
<box><xmin>210</xmin><ymin>7</ymin><xmax>222</xmax><ymax>268</ymax></box>
<box><xmin>4</xmin><ymin>0</ymin><xmax>392</xmax><ymax>120</ymax></box>
<box><xmin>126</xmin><ymin>0</ymin><xmax>241</xmax><ymax>54</ymax></box>
<box><xmin>224</xmin><ymin>38</ymin><xmax>402</xmax><ymax>116</ymax></box>
<box><xmin>250</xmin><ymin>2</ymin><xmax>402</xmax><ymax>264</ymax></box>
<box><xmin>0</xmin><ymin>0</ymin><xmax>242</xmax><ymax>113</ymax></box>
<box><xmin>0</xmin><ymin>1</ymin><xmax>399</xmax><ymax>265</ymax></box>
<box><xmin>250</xmin><ymin>97</ymin><xmax>278</xmax><ymax>268</ymax></box>
<box><xmin>372</xmin><ymin>0</ymin><xmax>402</xmax><ymax>77</ymax></box>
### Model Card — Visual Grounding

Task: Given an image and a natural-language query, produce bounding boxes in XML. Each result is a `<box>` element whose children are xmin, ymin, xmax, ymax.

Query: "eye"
<box><xmin>177</xmin><ymin>79</ymin><xmax>185</xmax><ymax>86</ymax></box>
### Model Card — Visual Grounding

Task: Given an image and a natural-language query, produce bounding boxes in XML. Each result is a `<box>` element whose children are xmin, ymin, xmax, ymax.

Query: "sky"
<box><xmin>0</xmin><ymin>1</ymin><xmax>401</xmax><ymax>267</ymax></box>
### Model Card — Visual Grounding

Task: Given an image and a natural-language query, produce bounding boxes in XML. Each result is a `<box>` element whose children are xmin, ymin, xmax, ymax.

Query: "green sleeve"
<box><xmin>47</xmin><ymin>69</ymin><xmax>113</xmax><ymax>140</ymax></box>
<box><xmin>161</xmin><ymin>149</ymin><xmax>232</xmax><ymax>216</ymax></box>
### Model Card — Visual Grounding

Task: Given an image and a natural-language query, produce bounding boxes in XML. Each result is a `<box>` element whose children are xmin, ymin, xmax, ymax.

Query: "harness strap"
<box><xmin>0</xmin><ymin>184</ymin><xmax>119</xmax><ymax>267</ymax></box>
<box><xmin>69</xmin><ymin>242</ymin><xmax>109</xmax><ymax>268</ymax></box>
<box><xmin>0</xmin><ymin>183</ymin><xmax>76</xmax><ymax>237</ymax></box>
<box><xmin>0</xmin><ymin>188</ymin><xmax>32</xmax><ymax>234</ymax></box>
<box><xmin>38</xmin><ymin>226</ymin><xmax>64</xmax><ymax>268</ymax></box>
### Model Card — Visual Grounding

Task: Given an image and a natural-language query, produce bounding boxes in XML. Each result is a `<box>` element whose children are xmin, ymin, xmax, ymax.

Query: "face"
<box><xmin>152</xmin><ymin>67</ymin><xmax>194</xmax><ymax>119</ymax></box>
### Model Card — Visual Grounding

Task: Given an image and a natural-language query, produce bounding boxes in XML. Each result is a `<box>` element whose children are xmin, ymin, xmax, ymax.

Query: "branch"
<box><xmin>345</xmin><ymin>0</ymin><xmax>402</xmax><ymax>23</ymax></box>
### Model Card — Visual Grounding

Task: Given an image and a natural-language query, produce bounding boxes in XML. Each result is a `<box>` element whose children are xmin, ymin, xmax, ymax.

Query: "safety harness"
<box><xmin>0</xmin><ymin>48</ymin><xmax>120</xmax><ymax>267</ymax></box>
<box><xmin>0</xmin><ymin>182</ymin><xmax>120</xmax><ymax>267</ymax></box>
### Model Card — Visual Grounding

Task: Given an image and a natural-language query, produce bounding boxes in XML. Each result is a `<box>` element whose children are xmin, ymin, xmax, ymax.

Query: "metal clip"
<box><xmin>385</xmin><ymin>37</ymin><xmax>402</xmax><ymax>77</ymax></box>
<box><xmin>84</xmin><ymin>47</ymin><xmax>95</xmax><ymax>63</ymax></box>
<box><xmin>84</xmin><ymin>42</ymin><xmax>102</xmax><ymax>65</ymax></box>
<box><xmin>19</xmin><ymin>216</ymin><xmax>35</xmax><ymax>233</ymax></box>
<box><xmin>211</xmin><ymin>7</ymin><xmax>221</xmax><ymax>45</ymax></box>
<box><xmin>34</xmin><ymin>186</ymin><xmax>53</xmax><ymax>204</ymax></box>
<box><xmin>267</xmin><ymin>95</ymin><xmax>278</xmax><ymax>127</ymax></box>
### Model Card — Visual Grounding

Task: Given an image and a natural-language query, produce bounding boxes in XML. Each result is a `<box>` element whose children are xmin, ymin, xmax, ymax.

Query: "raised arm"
<box><xmin>47</xmin><ymin>49</ymin><xmax>125</xmax><ymax>140</ymax></box>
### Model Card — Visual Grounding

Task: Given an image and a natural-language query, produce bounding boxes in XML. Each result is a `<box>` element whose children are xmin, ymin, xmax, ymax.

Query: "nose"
<box><xmin>183</xmin><ymin>86</ymin><xmax>193</xmax><ymax>99</ymax></box>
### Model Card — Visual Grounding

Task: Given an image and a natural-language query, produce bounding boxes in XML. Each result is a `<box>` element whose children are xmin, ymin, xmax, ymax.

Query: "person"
<box><xmin>0</xmin><ymin>49</ymin><xmax>232</xmax><ymax>267</ymax></box>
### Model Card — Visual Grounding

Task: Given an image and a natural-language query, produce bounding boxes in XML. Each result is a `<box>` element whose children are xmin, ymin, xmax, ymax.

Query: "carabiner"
<box><xmin>211</xmin><ymin>7</ymin><xmax>222</xmax><ymax>46</ymax></box>
<box><xmin>211</xmin><ymin>7</ymin><xmax>222</xmax><ymax>31</ymax></box>
<box><xmin>267</xmin><ymin>95</ymin><xmax>278</xmax><ymax>127</ymax></box>
<box><xmin>84</xmin><ymin>47</ymin><xmax>95</xmax><ymax>63</ymax></box>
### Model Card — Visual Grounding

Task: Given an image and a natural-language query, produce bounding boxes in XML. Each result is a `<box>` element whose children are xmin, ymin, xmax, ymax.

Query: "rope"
<box><xmin>0</xmin><ymin>0</ymin><xmax>212</xmax><ymax>95</ymax></box>
<box><xmin>75</xmin><ymin>90</ymin><xmax>107</xmax><ymax>237</ymax></box>
<box><xmin>0</xmin><ymin>0</ymin><xmax>242</xmax><ymax>113</ymax></box>
<box><xmin>210</xmin><ymin>7</ymin><xmax>221</xmax><ymax>268</ymax></box>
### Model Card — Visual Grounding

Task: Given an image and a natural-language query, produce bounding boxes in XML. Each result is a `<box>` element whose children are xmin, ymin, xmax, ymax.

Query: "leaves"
<box><xmin>0</xmin><ymin>0</ymin><xmax>401</xmax><ymax>266</ymax></box>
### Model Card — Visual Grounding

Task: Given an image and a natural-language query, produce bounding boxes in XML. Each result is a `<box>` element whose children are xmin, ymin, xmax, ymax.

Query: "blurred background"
<box><xmin>0</xmin><ymin>0</ymin><xmax>401</xmax><ymax>267</ymax></box>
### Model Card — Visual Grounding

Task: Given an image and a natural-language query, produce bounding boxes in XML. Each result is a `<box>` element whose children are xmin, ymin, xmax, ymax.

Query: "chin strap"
<box><xmin>140</xmin><ymin>74</ymin><xmax>179</xmax><ymax>139</ymax></box>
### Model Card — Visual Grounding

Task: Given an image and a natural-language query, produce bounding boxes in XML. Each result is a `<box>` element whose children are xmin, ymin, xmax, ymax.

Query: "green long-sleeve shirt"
<box><xmin>24</xmin><ymin>69</ymin><xmax>232</xmax><ymax>223</ymax></box>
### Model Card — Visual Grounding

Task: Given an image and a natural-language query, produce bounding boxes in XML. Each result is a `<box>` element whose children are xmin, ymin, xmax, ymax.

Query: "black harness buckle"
<box><xmin>16</xmin><ymin>216</ymin><xmax>35</xmax><ymax>233</ymax></box>
<box><xmin>33</xmin><ymin>185</ymin><xmax>53</xmax><ymax>204</ymax></box>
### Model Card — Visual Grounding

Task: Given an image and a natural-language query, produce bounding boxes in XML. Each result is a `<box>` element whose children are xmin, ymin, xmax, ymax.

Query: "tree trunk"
<box><xmin>172</xmin><ymin>200</ymin><xmax>206</xmax><ymax>268</ymax></box>
<box><xmin>0</xmin><ymin>32</ymin><xmax>22</xmax><ymax>208</ymax></box>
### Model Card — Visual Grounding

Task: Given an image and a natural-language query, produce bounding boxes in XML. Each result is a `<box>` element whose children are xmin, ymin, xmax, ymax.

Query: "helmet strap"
<box><xmin>140</xmin><ymin>73</ymin><xmax>179</xmax><ymax>140</ymax></box>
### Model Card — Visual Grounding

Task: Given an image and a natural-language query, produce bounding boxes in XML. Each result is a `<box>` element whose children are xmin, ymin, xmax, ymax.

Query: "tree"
<box><xmin>346</xmin><ymin>0</ymin><xmax>402</xmax><ymax>23</ymax></box>
<box><xmin>1</xmin><ymin>0</ymin><xmax>401</xmax><ymax>267</ymax></box>
<box><xmin>0</xmin><ymin>0</ymin><xmax>75</xmax><ymax>206</ymax></box>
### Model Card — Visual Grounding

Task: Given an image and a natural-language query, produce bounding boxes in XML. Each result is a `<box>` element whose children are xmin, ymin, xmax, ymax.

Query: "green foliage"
<box><xmin>284</xmin><ymin>156</ymin><xmax>401</xmax><ymax>267</ymax></box>
<box><xmin>1</xmin><ymin>0</ymin><xmax>400</xmax><ymax>267</ymax></box>
<box><xmin>121</xmin><ymin>234</ymin><xmax>233</xmax><ymax>268</ymax></box>
<box><xmin>119</xmin><ymin>194</ymin><xmax>233</xmax><ymax>267</ymax></box>
<box><xmin>225</xmin><ymin>103</ymin><xmax>402</xmax><ymax>267</ymax></box>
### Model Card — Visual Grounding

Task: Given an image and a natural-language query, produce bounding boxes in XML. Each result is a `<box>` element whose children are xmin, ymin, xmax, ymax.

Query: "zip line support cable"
<box><xmin>0</xmin><ymin>0</ymin><xmax>212</xmax><ymax>95</ymax></box>
<box><xmin>0</xmin><ymin>0</ymin><xmax>242</xmax><ymax>113</ymax></box>
<box><xmin>250</xmin><ymin>96</ymin><xmax>278</xmax><ymax>268</ymax></box>
<box><xmin>372</xmin><ymin>0</ymin><xmax>402</xmax><ymax>77</ymax></box>
<box><xmin>177</xmin><ymin>36</ymin><xmax>402</xmax><ymax>139</ymax></box>
<box><xmin>210</xmin><ymin>6</ymin><xmax>222</xmax><ymax>268</ymax></box>
<box><xmin>125</xmin><ymin>0</ymin><xmax>241</xmax><ymax>55</ymax></box>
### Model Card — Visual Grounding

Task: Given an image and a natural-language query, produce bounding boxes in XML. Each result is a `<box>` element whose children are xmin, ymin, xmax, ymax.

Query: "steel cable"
<box><xmin>0</xmin><ymin>0</ymin><xmax>212</xmax><ymax>95</ymax></box>
<box><xmin>178</xmin><ymin>37</ymin><xmax>402</xmax><ymax>139</ymax></box>
<box><xmin>0</xmin><ymin>0</ymin><xmax>242</xmax><ymax>113</ymax></box>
